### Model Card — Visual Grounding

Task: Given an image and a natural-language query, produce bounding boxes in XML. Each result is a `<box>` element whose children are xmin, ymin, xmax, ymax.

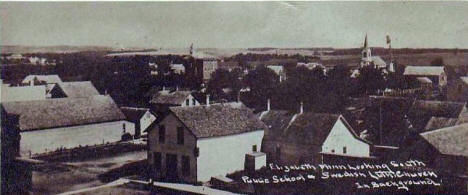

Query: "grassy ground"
<box><xmin>30</xmin><ymin>151</ymin><xmax>147</xmax><ymax>195</ymax></box>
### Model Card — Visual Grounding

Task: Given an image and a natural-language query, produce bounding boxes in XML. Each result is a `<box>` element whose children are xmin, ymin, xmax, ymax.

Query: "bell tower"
<box><xmin>361</xmin><ymin>34</ymin><xmax>372</xmax><ymax>67</ymax></box>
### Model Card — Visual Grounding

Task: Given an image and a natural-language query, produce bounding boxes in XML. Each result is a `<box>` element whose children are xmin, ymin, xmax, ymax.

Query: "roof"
<box><xmin>424</xmin><ymin>117</ymin><xmax>459</xmax><ymax>132</ymax></box>
<box><xmin>371</xmin><ymin>56</ymin><xmax>387</xmax><ymax>68</ymax></box>
<box><xmin>150</xmin><ymin>91</ymin><xmax>192</xmax><ymax>105</ymax></box>
<box><xmin>403</xmin><ymin>66</ymin><xmax>445</xmax><ymax>76</ymax></box>
<box><xmin>460</xmin><ymin>76</ymin><xmax>468</xmax><ymax>85</ymax></box>
<box><xmin>282</xmin><ymin>113</ymin><xmax>340</xmax><ymax>145</ymax></box>
<box><xmin>169</xmin><ymin>102</ymin><xmax>266</xmax><ymax>138</ymax></box>
<box><xmin>408</xmin><ymin>100</ymin><xmax>466</xmax><ymax>131</ymax></box>
<box><xmin>22</xmin><ymin>75</ymin><xmax>62</xmax><ymax>84</ymax></box>
<box><xmin>218</xmin><ymin>61</ymin><xmax>240</xmax><ymax>70</ymax></box>
<box><xmin>120</xmin><ymin>107</ymin><xmax>151</xmax><ymax>123</ymax></box>
<box><xmin>416</xmin><ymin>77</ymin><xmax>433</xmax><ymax>84</ymax></box>
<box><xmin>266</xmin><ymin>65</ymin><xmax>284</xmax><ymax>75</ymax></box>
<box><xmin>1</xmin><ymin>95</ymin><xmax>125</xmax><ymax>131</ymax></box>
<box><xmin>55</xmin><ymin>81</ymin><xmax>100</xmax><ymax>98</ymax></box>
<box><xmin>259</xmin><ymin>110</ymin><xmax>296</xmax><ymax>140</ymax></box>
<box><xmin>1</xmin><ymin>85</ymin><xmax>46</xmax><ymax>102</ymax></box>
<box><xmin>421</xmin><ymin>123</ymin><xmax>468</xmax><ymax>157</ymax></box>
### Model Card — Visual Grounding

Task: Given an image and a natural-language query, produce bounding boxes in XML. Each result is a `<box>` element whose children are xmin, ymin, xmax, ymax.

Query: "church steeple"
<box><xmin>363</xmin><ymin>34</ymin><xmax>368</xmax><ymax>48</ymax></box>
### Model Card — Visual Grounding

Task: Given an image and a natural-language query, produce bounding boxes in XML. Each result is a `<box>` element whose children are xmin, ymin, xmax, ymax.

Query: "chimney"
<box><xmin>300</xmin><ymin>102</ymin><xmax>304</xmax><ymax>114</ymax></box>
<box><xmin>267</xmin><ymin>99</ymin><xmax>271</xmax><ymax>111</ymax></box>
<box><xmin>176</xmin><ymin>86</ymin><xmax>179</xmax><ymax>91</ymax></box>
<box><xmin>206</xmin><ymin>95</ymin><xmax>210</xmax><ymax>106</ymax></box>
<box><xmin>162</xmin><ymin>86</ymin><xmax>166</xmax><ymax>91</ymax></box>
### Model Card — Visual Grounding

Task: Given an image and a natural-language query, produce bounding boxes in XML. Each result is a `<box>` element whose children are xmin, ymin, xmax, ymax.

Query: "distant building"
<box><xmin>147</xmin><ymin>102</ymin><xmax>266</xmax><ymax>182</ymax></box>
<box><xmin>120</xmin><ymin>107</ymin><xmax>157</xmax><ymax>138</ymax></box>
<box><xmin>447</xmin><ymin>76</ymin><xmax>468</xmax><ymax>102</ymax></box>
<box><xmin>1</xmin><ymin>95</ymin><xmax>132</xmax><ymax>157</ymax></box>
<box><xmin>297</xmin><ymin>62</ymin><xmax>326</xmax><ymax>70</ymax></box>
<box><xmin>408</xmin><ymin>100</ymin><xmax>468</xmax><ymax>132</ymax></box>
<box><xmin>170</xmin><ymin>64</ymin><xmax>186</xmax><ymax>74</ymax></box>
<box><xmin>6</xmin><ymin>53</ymin><xmax>23</xmax><ymax>60</ymax></box>
<box><xmin>403</xmin><ymin>66</ymin><xmax>447</xmax><ymax>87</ymax></box>
<box><xmin>360</xmin><ymin>35</ymin><xmax>388</xmax><ymax>70</ymax></box>
<box><xmin>1</xmin><ymin>84</ymin><xmax>46</xmax><ymax>102</ymax></box>
<box><xmin>21</xmin><ymin>74</ymin><xmax>63</xmax><ymax>86</ymax></box>
<box><xmin>266</xmin><ymin>65</ymin><xmax>286</xmax><ymax>82</ymax></box>
<box><xmin>49</xmin><ymin>81</ymin><xmax>100</xmax><ymax>98</ymax></box>
<box><xmin>218</xmin><ymin>61</ymin><xmax>240</xmax><ymax>72</ymax></box>
<box><xmin>149</xmin><ymin>90</ymin><xmax>200</xmax><ymax>115</ymax></box>
<box><xmin>202</xmin><ymin>58</ymin><xmax>218</xmax><ymax>81</ymax></box>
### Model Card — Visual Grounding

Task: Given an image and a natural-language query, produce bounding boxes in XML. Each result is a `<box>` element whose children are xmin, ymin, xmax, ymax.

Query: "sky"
<box><xmin>1</xmin><ymin>2</ymin><xmax>468</xmax><ymax>49</ymax></box>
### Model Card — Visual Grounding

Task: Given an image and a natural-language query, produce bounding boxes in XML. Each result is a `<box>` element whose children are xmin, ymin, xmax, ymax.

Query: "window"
<box><xmin>343</xmin><ymin>147</ymin><xmax>347</xmax><ymax>154</ymax></box>
<box><xmin>159</xmin><ymin>125</ymin><xmax>165</xmax><ymax>143</ymax></box>
<box><xmin>182</xmin><ymin>156</ymin><xmax>190</xmax><ymax>176</ymax></box>
<box><xmin>154</xmin><ymin>152</ymin><xmax>161</xmax><ymax>171</ymax></box>
<box><xmin>331</xmin><ymin>149</ymin><xmax>335</xmax><ymax>153</ymax></box>
<box><xmin>192</xmin><ymin>99</ymin><xmax>196</xmax><ymax>106</ymax></box>
<box><xmin>186</xmin><ymin>99</ymin><xmax>190</xmax><ymax>106</ymax></box>
<box><xmin>122</xmin><ymin>123</ymin><xmax>126</xmax><ymax>133</ymax></box>
<box><xmin>252</xmin><ymin>145</ymin><xmax>257</xmax><ymax>152</ymax></box>
<box><xmin>177</xmin><ymin>127</ymin><xmax>184</xmax><ymax>145</ymax></box>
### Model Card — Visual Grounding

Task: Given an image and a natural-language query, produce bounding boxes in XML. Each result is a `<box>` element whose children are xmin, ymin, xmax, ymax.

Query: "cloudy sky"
<box><xmin>1</xmin><ymin>2</ymin><xmax>468</xmax><ymax>49</ymax></box>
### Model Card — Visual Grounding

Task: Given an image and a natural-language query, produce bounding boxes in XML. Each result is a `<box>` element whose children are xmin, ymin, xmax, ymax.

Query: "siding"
<box><xmin>322</xmin><ymin>119</ymin><xmax>370</xmax><ymax>157</ymax></box>
<box><xmin>196</xmin><ymin>130</ymin><xmax>264</xmax><ymax>182</ymax></box>
<box><xmin>20</xmin><ymin>120</ymin><xmax>133</xmax><ymax>156</ymax></box>
<box><xmin>140</xmin><ymin>111</ymin><xmax>157</xmax><ymax>134</ymax></box>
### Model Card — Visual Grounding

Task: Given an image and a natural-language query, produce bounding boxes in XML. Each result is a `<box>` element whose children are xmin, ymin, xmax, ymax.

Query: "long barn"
<box><xmin>1</xmin><ymin>95</ymin><xmax>134</xmax><ymax>157</ymax></box>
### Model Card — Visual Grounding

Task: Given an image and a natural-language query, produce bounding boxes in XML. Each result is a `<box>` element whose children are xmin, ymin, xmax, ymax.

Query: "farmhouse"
<box><xmin>147</xmin><ymin>102</ymin><xmax>266</xmax><ymax>183</ymax></box>
<box><xmin>120</xmin><ymin>107</ymin><xmax>157</xmax><ymax>138</ymax></box>
<box><xmin>1</xmin><ymin>95</ymin><xmax>133</xmax><ymax>157</ymax></box>
<box><xmin>48</xmin><ymin>81</ymin><xmax>100</xmax><ymax>98</ymax></box>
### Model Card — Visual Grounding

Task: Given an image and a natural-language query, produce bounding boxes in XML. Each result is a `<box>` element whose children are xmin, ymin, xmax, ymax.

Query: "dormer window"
<box><xmin>186</xmin><ymin>99</ymin><xmax>190</xmax><ymax>106</ymax></box>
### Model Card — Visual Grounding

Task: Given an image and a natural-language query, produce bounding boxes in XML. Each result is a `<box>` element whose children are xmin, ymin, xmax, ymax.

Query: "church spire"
<box><xmin>363</xmin><ymin>34</ymin><xmax>368</xmax><ymax>48</ymax></box>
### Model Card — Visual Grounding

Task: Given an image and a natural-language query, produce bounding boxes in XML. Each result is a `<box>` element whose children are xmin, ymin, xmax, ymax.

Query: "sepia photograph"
<box><xmin>1</xmin><ymin>1</ymin><xmax>468</xmax><ymax>194</ymax></box>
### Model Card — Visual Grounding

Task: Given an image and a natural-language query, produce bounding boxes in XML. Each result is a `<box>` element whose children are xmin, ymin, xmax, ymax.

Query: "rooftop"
<box><xmin>56</xmin><ymin>81</ymin><xmax>100</xmax><ymax>98</ymax></box>
<box><xmin>403</xmin><ymin>66</ymin><xmax>445</xmax><ymax>76</ymax></box>
<box><xmin>421</xmin><ymin>123</ymin><xmax>468</xmax><ymax>157</ymax></box>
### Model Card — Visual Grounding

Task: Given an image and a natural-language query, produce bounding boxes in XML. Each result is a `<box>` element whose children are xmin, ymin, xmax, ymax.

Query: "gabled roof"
<box><xmin>416</xmin><ymin>77</ymin><xmax>433</xmax><ymax>84</ymax></box>
<box><xmin>421</xmin><ymin>123</ymin><xmax>468</xmax><ymax>157</ymax></box>
<box><xmin>1</xmin><ymin>95</ymin><xmax>125</xmax><ymax>131</ymax></box>
<box><xmin>403</xmin><ymin>66</ymin><xmax>445</xmax><ymax>76</ymax></box>
<box><xmin>22</xmin><ymin>75</ymin><xmax>62</xmax><ymax>84</ymax></box>
<box><xmin>120</xmin><ymin>107</ymin><xmax>151</xmax><ymax>123</ymax></box>
<box><xmin>424</xmin><ymin>117</ymin><xmax>459</xmax><ymax>132</ymax></box>
<box><xmin>371</xmin><ymin>56</ymin><xmax>387</xmax><ymax>68</ymax></box>
<box><xmin>150</xmin><ymin>91</ymin><xmax>192</xmax><ymax>105</ymax></box>
<box><xmin>55</xmin><ymin>81</ymin><xmax>100</xmax><ymax>98</ymax></box>
<box><xmin>408</xmin><ymin>100</ymin><xmax>466</xmax><ymax>131</ymax></box>
<box><xmin>259</xmin><ymin>110</ymin><xmax>296</xmax><ymax>140</ymax></box>
<box><xmin>460</xmin><ymin>76</ymin><xmax>468</xmax><ymax>85</ymax></box>
<box><xmin>169</xmin><ymin>102</ymin><xmax>266</xmax><ymax>138</ymax></box>
<box><xmin>282</xmin><ymin>113</ymin><xmax>340</xmax><ymax>145</ymax></box>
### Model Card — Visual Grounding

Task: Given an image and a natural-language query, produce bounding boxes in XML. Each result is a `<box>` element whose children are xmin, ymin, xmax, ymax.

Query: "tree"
<box><xmin>430</xmin><ymin>57</ymin><xmax>444</xmax><ymax>66</ymax></box>
<box><xmin>206</xmin><ymin>69</ymin><xmax>243</xmax><ymax>102</ymax></box>
<box><xmin>243</xmin><ymin>65</ymin><xmax>280</xmax><ymax>110</ymax></box>
<box><xmin>355</xmin><ymin>64</ymin><xmax>386</xmax><ymax>95</ymax></box>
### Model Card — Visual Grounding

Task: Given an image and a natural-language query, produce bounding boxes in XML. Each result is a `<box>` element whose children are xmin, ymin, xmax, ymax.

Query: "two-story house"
<box><xmin>147</xmin><ymin>102</ymin><xmax>266</xmax><ymax>183</ymax></box>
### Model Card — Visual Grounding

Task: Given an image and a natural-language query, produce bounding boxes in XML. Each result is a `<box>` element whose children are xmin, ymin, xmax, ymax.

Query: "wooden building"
<box><xmin>149</xmin><ymin>90</ymin><xmax>200</xmax><ymax>115</ymax></box>
<box><xmin>147</xmin><ymin>102</ymin><xmax>266</xmax><ymax>183</ymax></box>
<box><xmin>48</xmin><ymin>81</ymin><xmax>100</xmax><ymax>98</ymax></box>
<box><xmin>120</xmin><ymin>107</ymin><xmax>157</xmax><ymax>138</ymax></box>
<box><xmin>1</xmin><ymin>95</ymin><xmax>133</xmax><ymax>157</ymax></box>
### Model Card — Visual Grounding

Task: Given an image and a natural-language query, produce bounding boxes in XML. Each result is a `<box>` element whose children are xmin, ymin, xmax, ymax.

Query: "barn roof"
<box><xmin>169</xmin><ymin>102</ymin><xmax>266</xmax><ymax>138</ymax></box>
<box><xmin>403</xmin><ymin>66</ymin><xmax>445</xmax><ymax>76</ymax></box>
<box><xmin>1</xmin><ymin>95</ymin><xmax>125</xmax><ymax>131</ymax></box>
<box><xmin>120</xmin><ymin>107</ymin><xmax>151</xmax><ymax>123</ymax></box>
<box><xmin>22</xmin><ymin>75</ymin><xmax>62</xmax><ymax>84</ymax></box>
<box><xmin>150</xmin><ymin>91</ymin><xmax>192</xmax><ymax>105</ymax></box>
<box><xmin>421</xmin><ymin>123</ymin><xmax>468</xmax><ymax>157</ymax></box>
<box><xmin>56</xmin><ymin>81</ymin><xmax>100</xmax><ymax>98</ymax></box>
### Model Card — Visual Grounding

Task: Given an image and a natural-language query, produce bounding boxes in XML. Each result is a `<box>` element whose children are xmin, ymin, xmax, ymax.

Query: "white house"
<box><xmin>147</xmin><ymin>102</ymin><xmax>266</xmax><ymax>183</ymax></box>
<box><xmin>120</xmin><ymin>107</ymin><xmax>157</xmax><ymax>138</ymax></box>
<box><xmin>321</xmin><ymin>115</ymin><xmax>373</xmax><ymax>157</ymax></box>
<box><xmin>1</xmin><ymin>95</ymin><xmax>133</xmax><ymax>157</ymax></box>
